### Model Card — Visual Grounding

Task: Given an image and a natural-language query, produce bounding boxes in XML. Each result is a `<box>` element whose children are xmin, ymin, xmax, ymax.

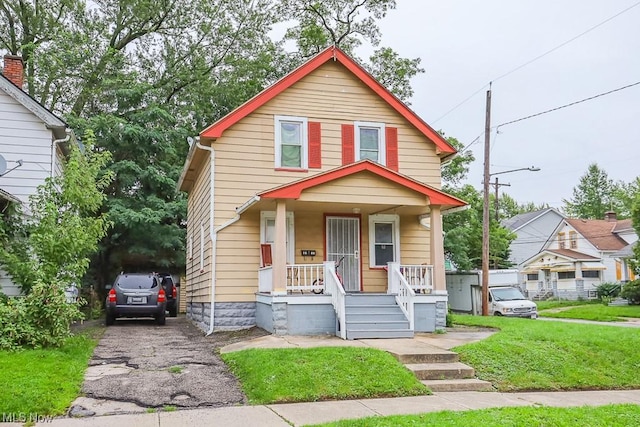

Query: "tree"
<box><xmin>563</xmin><ymin>163</ymin><xmax>618</xmax><ymax>219</ymax></box>
<box><xmin>499</xmin><ymin>193</ymin><xmax>546</xmax><ymax>221</ymax></box>
<box><xmin>0</xmin><ymin>130</ymin><xmax>113</xmax><ymax>292</ymax></box>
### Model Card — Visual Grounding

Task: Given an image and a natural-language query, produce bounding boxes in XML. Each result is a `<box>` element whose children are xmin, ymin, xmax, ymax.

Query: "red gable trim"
<box><xmin>259</xmin><ymin>160</ymin><xmax>467</xmax><ymax>206</ymax></box>
<box><xmin>200</xmin><ymin>47</ymin><xmax>455</xmax><ymax>154</ymax></box>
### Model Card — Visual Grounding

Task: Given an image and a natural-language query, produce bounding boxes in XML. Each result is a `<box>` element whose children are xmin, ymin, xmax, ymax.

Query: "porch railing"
<box><xmin>400</xmin><ymin>264</ymin><xmax>433</xmax><ymax>294</ymax></box>
<box><xmin>324</xmin><ymin>261</ymin><xmax>346</xmax><ymax>339</ymax></box>
<box><xmin>286</xmin><ymin>264</ymin><xmax>324</xmax><ymax>293</ymax></box>
<box><xmin>258</xmin><ymin>266</ymin><xmax>273</xmax><ymax>293</ymax></box>
<box><xmin>388</xmin><ymin>263</ymin><xmax>415</xmax><ymax>330</ymax></box>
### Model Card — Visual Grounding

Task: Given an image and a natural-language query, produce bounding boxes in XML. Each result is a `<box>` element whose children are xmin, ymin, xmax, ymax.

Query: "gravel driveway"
<box><xmin>74</xmin><ymin>317</ymin><xmax>268</xmax><ymax>414</ymax></box>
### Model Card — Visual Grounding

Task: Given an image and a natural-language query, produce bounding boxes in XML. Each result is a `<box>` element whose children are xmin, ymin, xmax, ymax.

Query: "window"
<box><xmin>569</xmin><ymin>231</ymin><xmax>577</xmax><ymax>249</ymax></box>
<box><xmin>526</xmin><ymin>273</ymin><xmax>538</xmax><ymax>281</ymax></box>
<box><xmin>557</xmin><ymin>271</ymin><xmax>575</xmax><ymax>280</ymax></box>
<box><xmin>368</xmin><ymin>214</ymin><xmax>399</xmax><ymax>268</ymax></box>
<box><xmin>275</xmin><ymin>115</ymin><xmax>308</xmax><ymax>169</ymax></box>
<box><xmin>260</xmin><ymin>211</ymin><xmax>295</xmax><ymax>264</ymax></box>
<box><xmin>355</xmin><ymin>122</ymin><xmax>386</xmax><ymax>164</ymax></box>
<box><xmin>558</xmin><ymin>232</ymin><xmax>566</xmax><ymax>249</ymax></box>
<box><xmin>582</xmin><ymin>270</ymin><xmax>600</xmax><ymax>279</ymax></box>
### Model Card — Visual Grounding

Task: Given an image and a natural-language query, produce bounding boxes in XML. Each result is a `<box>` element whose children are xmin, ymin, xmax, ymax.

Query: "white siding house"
<box><xmin>0</xmin><ymin>55</ymin><xmax>73</xmax><ymax>296</ymax></box>
<box><xmin>503</xmin><ymin>208</ymin><xmax>565</xmax><ymax>268</ymax></box>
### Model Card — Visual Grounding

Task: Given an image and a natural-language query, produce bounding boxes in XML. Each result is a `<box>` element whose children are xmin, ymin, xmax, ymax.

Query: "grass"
<box><xmin>168</xmin><ymin>365</ymin><xmax>184</xmax><ymax>374</ymax></box>
<box><xmin>310</xmin><ymin>404</ymin><xmax>640</xmax><ymax>427</ymax></box>
<box><xmin>451</xmin><ymin>314</ymin><xmax>640</xmax><ymax>391</ymax></box>
<box><xmin>540</xmin><ymin>304</ymin><xmax>640</xmax><ymax>322</ymax></box>
<box><xmin>535</xmin><ymin>299</ymin><xmax>595</xmax><ymax>311</ymax></box>
<box><xmin>221</xmin><ymin>347</ymin><xmax>428</xmax><ymax>404</ymax></box>
<box><xmin>0</xmin><ymin>328</ymin><xmax>102</xmax><ymax>416</ymax></box>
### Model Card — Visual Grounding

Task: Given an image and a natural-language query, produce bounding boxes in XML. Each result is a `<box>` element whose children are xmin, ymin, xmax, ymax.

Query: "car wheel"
<box><xmin>106</xmin><ymin>313</ymin><xmax>116</xmax><ymax>326</ymax></box>
<box><xmin>156</xmin><ymin>312</ymin><xmax>166</xmax><ymax>326</ymax></box>
<box><xmin>494</xmin><ymin>312</ymin><xmax>503</xmax><ymax>316</ymax></box>
<box><xmin>169</xmin><ymin>306</ymin><xmax>177</xmax><ymax>317</ymax></box>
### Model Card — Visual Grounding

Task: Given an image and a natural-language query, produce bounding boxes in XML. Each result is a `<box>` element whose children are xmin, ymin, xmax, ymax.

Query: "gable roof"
<box><xmin>258</xmin><ymin>159</ymin><xmax>466</xmax><ymax>208</ymax></box>
<box><xmin>502</xmin><ymin>208</ymin><xmax>563</xmax><ymax>232</ymax></box>
<box><xmin>613</xmin><ymin>218</ymin><xmax>634</xmax><ymax>233</ymax></box>
<box><xmin>0</xmin><ymin>73</ymin><xmax>68</xmax><ymax>139</ymax></box>
<box><xmin>200</xmin><ymin>46</ymin><xmax>456</xmax><ymax>155</ymax></box>
<box><xmin>566</xmin><ymin>218</ymin><xmax>628</xmax><ymax>251</ymax></box>
<box><xmin>544</xmin><ymin>248</ymin><xmax>600</xmax><ymax>261</ymax></box>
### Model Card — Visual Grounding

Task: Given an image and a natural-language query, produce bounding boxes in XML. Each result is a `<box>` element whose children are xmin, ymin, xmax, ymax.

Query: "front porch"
<box><xmin>256</xmin><ymin>262</ymin><xmax>448</xmax><ymax>339</ymax></box>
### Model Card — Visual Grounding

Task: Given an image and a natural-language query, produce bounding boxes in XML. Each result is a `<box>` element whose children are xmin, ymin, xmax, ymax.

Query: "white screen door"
<box><xmin>326</xmin><ymin>216</ymin><xmax>360</xmax><ymax>292</ymax></box>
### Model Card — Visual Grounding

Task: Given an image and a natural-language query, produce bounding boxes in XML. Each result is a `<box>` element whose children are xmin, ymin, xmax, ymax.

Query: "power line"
<box><xmin>431</xmin><ymin>1</ymin><xmax>640</xmax><ymax>125</ymax></box>
<box><xmin>492</xmin><ymin>1</ymin><xmax>640</xmax><ymax>82</ymax></box>
<box><xmin>496</xmin><ymin>80</ymin><xmax>640</xmax><ymax>130</ymax></box>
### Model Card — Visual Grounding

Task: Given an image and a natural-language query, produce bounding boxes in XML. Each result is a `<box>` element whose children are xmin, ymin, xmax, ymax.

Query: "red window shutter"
<box><xmin>308</xmin><ymin>121</ymin><xmax>322</xmax><ymax>169</ymax></box>
<box><xmin>386</xmin><ymin>127</ymin><xmax>399</xmax><ymax>171</ymax></box>
<box><xmin>341</xmin><ymin>124</ymin><xmax>355</xmax><ymax>165</ymax></box>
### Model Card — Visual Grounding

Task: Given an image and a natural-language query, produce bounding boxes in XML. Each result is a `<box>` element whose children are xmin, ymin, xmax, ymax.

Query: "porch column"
<box><xmin>429</xmin><ymin>205</ymin><xmax>446</xmax><ymax>292</ymax></box>
<box><xmin>272</xmin><ymin>199</ymin><xmax>287</xmax><ymax>295</ymax></box>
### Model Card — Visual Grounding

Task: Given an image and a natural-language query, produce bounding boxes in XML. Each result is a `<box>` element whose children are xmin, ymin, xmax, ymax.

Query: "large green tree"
<box><xmin>563</xmin><ymin>163</ymin><xmax>621</xmax><ymax>219</ymax></box>
<box><xmin>440</xmin><ymin>136</ymin><xmax>516</xmax><ymax>270</ymax></box>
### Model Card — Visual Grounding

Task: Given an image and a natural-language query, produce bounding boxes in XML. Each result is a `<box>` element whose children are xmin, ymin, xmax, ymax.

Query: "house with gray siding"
<box><xmin>0</xmin><ymin>55</ymin><xmax>74</xmax><ymax>296</ymax></box>
<box><xmin>503</xmin><ymin>208</ymin><xmax>565</xmax><ymax>267</ymax></box>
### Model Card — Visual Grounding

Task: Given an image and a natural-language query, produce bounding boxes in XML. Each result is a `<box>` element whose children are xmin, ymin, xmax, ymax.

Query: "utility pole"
<box><xmin>492</xmin><ymin>177</ymin><xmax>511</xmax><ymax>221</ymax></box>
<box><xmin>481</xmin><ymin>85</ymin><xmax>491</xmax><ymax>316</ymax></box>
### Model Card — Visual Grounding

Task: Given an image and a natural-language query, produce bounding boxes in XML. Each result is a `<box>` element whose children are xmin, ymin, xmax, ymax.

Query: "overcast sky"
<box><xmin>375</xmin><ymin>0</ymin><xmax>640</xmax><ymax>210</ymax></box>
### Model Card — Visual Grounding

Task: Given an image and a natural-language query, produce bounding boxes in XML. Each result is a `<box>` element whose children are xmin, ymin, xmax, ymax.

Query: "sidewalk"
<box><xmin>16</xmin><ymin>389</ymin><xmax>640</xmax><ymax>427</ymax></box>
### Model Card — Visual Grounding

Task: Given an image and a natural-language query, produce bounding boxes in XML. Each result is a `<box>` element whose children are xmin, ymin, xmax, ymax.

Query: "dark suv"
<box><xmin>157</xmin><ymin>273</ymin><xmax>178</xmax><ymax>317</ymax></box>
<box><xmin>106</xmin><ymin>273</ymin><xmax>166</xmax><ymax>325</ymax></box>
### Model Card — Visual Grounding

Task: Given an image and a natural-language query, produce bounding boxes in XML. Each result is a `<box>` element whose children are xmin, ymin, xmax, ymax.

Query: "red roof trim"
<box><xmin>200</xmin><ymin>47</ymin><xmax>455</xmax><ymax>154</ymax></box>
<box><xmin>258</xmin><ymin>160</ymin><xmax>467</xmax><ymax>206</ymax></box>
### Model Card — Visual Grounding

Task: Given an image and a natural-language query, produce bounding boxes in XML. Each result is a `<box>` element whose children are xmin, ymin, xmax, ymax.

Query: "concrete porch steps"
<box><xmin>421</xmin><ymin>378</ymin><xmax>494</xmax><ymax>392</ymax></box>
<box><xmin>345</xmin><ymin>294</ymin><xmax>413</xmax><ymax>340</ymax></box>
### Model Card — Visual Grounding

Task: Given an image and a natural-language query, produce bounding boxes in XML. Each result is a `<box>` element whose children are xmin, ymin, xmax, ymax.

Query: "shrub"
<box><xmin>0</xmin><ymin>281</ymin><xmax>84</xmax><ymax>350</ymax></box>
<box><xmin>621</xmin><ymin>280</ymin><xmax>640</xmax><ymax>305</ymax></box>
<box><xmin>596</xmin><ymin>282</ymin><xmax>621</xmax><ymax>300</ymax></box>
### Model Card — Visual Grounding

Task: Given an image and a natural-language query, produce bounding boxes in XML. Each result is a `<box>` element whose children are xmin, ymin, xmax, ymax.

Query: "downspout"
<box><xmin>193</xmin><ymin>138</ymin><xmax>219</xmax><ymax>335</ymax></box>
<box><xmin>51</xmin><ymin>128</ymin><xmax>72</xmax><ymax>178</ymax></box>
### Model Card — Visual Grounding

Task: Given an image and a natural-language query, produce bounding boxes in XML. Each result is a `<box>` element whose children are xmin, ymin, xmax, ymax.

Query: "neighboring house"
<box><xmin>520</xmin><ymin>212</ymin><xmax>637</xmax><ymax>299</ymax></box>
<box><xmin>177</xmin><ymin>46</ymin><xmax>467</xmax><ymax>339</ymax></box>
<box><xmin>0</xmin><ymin>55</ymin><xmax>74</xmax><ymax>296</ymax></box>
<box><xmin>503</xmin><ymin>207</ymin><xmax>565</xmax><ymax>267</ymax></box>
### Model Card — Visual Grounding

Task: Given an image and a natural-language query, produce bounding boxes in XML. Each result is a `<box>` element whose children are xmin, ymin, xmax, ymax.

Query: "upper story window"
<box><xmin>355</xmin><ymin>122</ymin><xmax>386</xmax><ymax>164</ymax></box>
<box><xmin>275</xmin><ymin>115</ymin><xmax>308</xmax><ymax>169</ymax></box>
<box><xmin>558</xmin><ymin>232</ymin><xmax>566</xmax><ymax>249</ymax></box>
<box><xmin>569</xmin><ymin>231</ymin><xmax>577</xmax><ymax>249</ymax></box>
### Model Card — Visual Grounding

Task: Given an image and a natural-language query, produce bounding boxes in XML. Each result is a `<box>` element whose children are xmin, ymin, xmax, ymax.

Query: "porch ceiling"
<box><xmin>241</xmin><ymin>197</ymin><xmax>431</xmax><ymax>216</ymax></box>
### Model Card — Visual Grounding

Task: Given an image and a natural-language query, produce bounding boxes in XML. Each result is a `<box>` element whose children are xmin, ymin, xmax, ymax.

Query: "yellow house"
<box><xmin>177</xmin><ymin>46</ymin><xmax>466</xmax><ymax>339</ymax></box>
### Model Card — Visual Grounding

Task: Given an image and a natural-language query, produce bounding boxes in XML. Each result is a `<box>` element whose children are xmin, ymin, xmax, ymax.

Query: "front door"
<box><xmin>326</xmin><ymin>216</ymin><xmax>361</xmax><ymax>292</ymax></box>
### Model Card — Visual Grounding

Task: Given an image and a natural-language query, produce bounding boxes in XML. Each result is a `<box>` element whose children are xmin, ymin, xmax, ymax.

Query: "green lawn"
<box><xmin>221</xmin><ymin>347</ymin><xmax>428</xmax><ymax>404</ymax></box>
<box><xmin>535</xmin><ymin>299</ymin><xmax>595</xmax><ymax>311</ymax></box>
<box><xmin>451</xmin><ymin>315</ymin><xmax>640</xmax><ymax>391</ymax></box>
<box><xmin>310</xmin><ymin>404</ymin><xmax>640</xmax><ymax>427</ymax></box>
<box><xmin>0</xmin><ymin>328</ymin><xmax>101</xmax><ymax>416</ymax></box>
<box><xmin>540</xmin><ymin>304</ymin><xmax>640</xmax><ymax>322</ymax></box>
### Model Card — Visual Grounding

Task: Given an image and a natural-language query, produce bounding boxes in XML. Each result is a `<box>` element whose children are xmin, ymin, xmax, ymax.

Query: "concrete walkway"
<box><xmin>15</xmin><ymin>390</ymin><xmax>640</xmax><ymax>426</ymax></box>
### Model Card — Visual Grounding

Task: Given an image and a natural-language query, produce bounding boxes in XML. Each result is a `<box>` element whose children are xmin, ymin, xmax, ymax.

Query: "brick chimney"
<box><xmin>2</xmin><ymin>55</ymin><xmax>24</xmax><ymax>88</ymax></box>
<box><xmin>604</xmin><ymin>211</ymin><xmax>617</xmax><ymax>222</ymax></box>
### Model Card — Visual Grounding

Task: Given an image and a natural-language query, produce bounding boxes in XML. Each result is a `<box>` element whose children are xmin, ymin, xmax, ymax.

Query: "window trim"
<box><xmin>260</xmin><ymin>211</ymin><xmax>295</xmax><ymax>264</ymax></box>
<box><xmin>558</xmin><ymin>232</ymin><xmax>566</xmax><ymax>249</ymax></box>
<box><xmin>569</xmin><ymin>231</ymin><xmax>577</xmax><ymax>249</ymax></box>
<box><xmin>368</xmin><ymin>214</ymin><xmax>400</xmax><ymax>268</ymax></box>
<box><xmin>274</xmin><ymin>115</ymin><xmax>308</xmax><ymax>170</ymax></box>
<box><xmin>188</xmin><ymin>235</ymin><xmax>193</xmax><ymax>260</ymax></box>
<box><xmin>355</xmin><ymin>121</ymin><xmax>386</xmax><ymax>165</ymax></box>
